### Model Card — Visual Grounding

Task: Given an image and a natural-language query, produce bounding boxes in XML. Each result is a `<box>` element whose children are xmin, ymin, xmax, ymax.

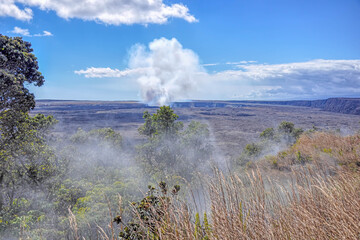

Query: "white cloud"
<box><xmin>1</xmin><ymin>0</ymin><xmax>197</xmax><ymax>25</ymax></box>
<box><xmin>75</xmin><ymin>38</ymin><xmax>360</xmax><ymax>102</ymax></box>
<box><xmin>11</xmin><ymin>26</ymin><xmax>30</xmax><ymax>36</ymax></box>
<box><xmin>202</xmin><ymin>63</ymin><xmax>219</xmax><ymax>67</ymax></box>
<box><xmin>10</xmin><ymin>26</ymin><xmax>53</xmax><ymax>37</ymax></box>
<box><xmin>211</xmin><ymin>59</ymin><xmax>360</xmax><ymax>99</ymax></box>
<box><xmin>226</xmin><ymin>60</ymin><xmax>257</xmax><ymax>65</ymax></box>
<box><xmin>215</xmin><ymin>59</ymin><xmax>360</xmax><ymax>83</ymax></box>
<box><xmin>75</xmin><ymin>67</ymin><xmax>145</xmax><ymax>78</ymax></box>
<box><xmin>0</xmin><ymin>0</ymin><xmax>32</xmax><ymax>20</ymax></box>
<box><xmin>34</xmin><ymin>30</ymin><xmax>53</xmax><ymax>37</ymax></box>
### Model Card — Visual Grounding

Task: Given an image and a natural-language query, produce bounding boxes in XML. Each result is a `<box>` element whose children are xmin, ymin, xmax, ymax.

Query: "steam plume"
<box><xmin>129</xmin><ymin>37</ymin><xmax>204</xmax><ymax>105</ymax></box>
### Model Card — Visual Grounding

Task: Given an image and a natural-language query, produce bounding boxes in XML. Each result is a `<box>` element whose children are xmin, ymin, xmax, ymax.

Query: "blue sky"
<box><xmin>1</xmin><ymin>0</ymin><xmax>360</xmax><ymax>104</ymax></box>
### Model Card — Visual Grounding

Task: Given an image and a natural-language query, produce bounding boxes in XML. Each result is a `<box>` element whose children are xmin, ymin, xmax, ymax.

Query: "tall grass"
<box><xmin>265</xmin><ymin>131</ymin><xmax>360</xmax><ymax>171</ymax></box>
<box><xmin>132</xmin><ymin>167</ymin><xmax>359</xmax><ymax>240</ymax></box>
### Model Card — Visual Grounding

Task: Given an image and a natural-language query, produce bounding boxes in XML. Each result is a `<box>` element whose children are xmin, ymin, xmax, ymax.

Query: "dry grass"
<box><xmin>129</xmin><ymin>132</ymin><xmax>360</xmax><ymax>240</ymax></box>
<box><xmin>68</xmin><ymin>207</ymin><xmax>80</xmax><ymax>240</ymax></box>
<box><xmin>134</xmin><ymin>167</ymin><xmax>360</xmax><ymax>240</ymax></box>
<box><xmin>294</xmin><ymin>131</ymin><xmax>360</xmax><ymax>168</ymax></box>
<box><xmin>261</xmin><ymin>131</ymin><xmax>360</xmax><ymax>171</ymax></box>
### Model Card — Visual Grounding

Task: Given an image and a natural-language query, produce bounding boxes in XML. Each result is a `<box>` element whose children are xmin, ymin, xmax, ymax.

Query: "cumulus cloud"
<box><xmin>1</xmin><ymin>0</ymin><xmax>197</xmax><ymax>25</ymax></box>
<box><xmin>0</xmin><ymin>0</ymin><xmax>32</xmax><ymax>20</ymax></box>
<box><xmin>10</xmin><ymin>26</ymin><xmax>53</xmax><ymax>37</ymax></box>
<box><xmin>75</xmin><ymin>38</ymin><xmax>360</xmax><ymax>102</ymax></box>
<box><xmin>212</xmin><ymin>59</ymin><xmax>360</xmax><ymax>99</ymax></box>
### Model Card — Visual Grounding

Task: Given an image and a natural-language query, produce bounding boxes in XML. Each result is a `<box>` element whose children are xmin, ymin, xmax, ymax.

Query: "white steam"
<box><xmin>75</xmin><ymin>37</ymin><xmax>205</xmax><ymax>106</ymax></box>
<box><xmin>129</xmin><ymin>38</ymin><xmax>204</xmax><ymax>105</ymax></box>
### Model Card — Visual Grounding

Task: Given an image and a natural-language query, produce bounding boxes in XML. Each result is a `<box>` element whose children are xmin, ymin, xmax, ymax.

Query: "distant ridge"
<box><xmin>173</xmin><ymin>98</ymin><xmax>360</xmax><ymax>115</ymax></box>
<box><xmin>236</xmin><ymin>98</ymin><xmax>360</xmax><ymax>115</ymax></box>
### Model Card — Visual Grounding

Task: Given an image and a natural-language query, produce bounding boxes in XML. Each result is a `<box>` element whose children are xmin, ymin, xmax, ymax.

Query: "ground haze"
<box><xmin>32</xmin><ymin>100</ymin><xmax>360</xmax><ymax>158</ymax></box>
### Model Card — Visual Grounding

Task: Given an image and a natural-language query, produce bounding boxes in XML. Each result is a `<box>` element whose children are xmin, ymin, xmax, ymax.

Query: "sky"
<box><xmin>1</xmin><ymin>0</ymin><xmax>360</xmax><ymax>105</ymax></box>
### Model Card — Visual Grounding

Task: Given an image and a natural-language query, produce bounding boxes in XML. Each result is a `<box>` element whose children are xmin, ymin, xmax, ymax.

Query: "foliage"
<box><xmin>139</xmin><ymin>106</ymin><xmax>184</xmax><ymax>138</ymax></box>
<box><xmin>71</xmin><ymin>127</ymin><xmax>123</xmax><ymax>148</ymax></box>
<box><xmin>244</xmin><ymin>143</ymin><xmax>262</xmax><ymax>156</ymax></box>
<box><xmin>236</xmin><ymin>121</ymin><xmax>304</xmax><ymax>167</ymax></box>
<box><xmin>49</xmin><ymin>127</ymin><xmax>145</xmax><ymax>239</ymax></box>
<box><xmin>0</xmin><ymin>35</ymin><xmax>44</xmax><ymax>113</ymax></box>
<box><xmin>117</xmin><ymin>182</ymin><xmax>180</xmax><ymax>240</ymax></box>
<box><xmin>62</xmin><ymin>127</ymin><xmax>125</xmax><ymax>183</ymax></box>
<box><xmin>0</xmin><ymin>112</ymin><xmax>62</xmax><ymax>237</ymax></box>
<box><xmin>259</xmin><ymin>127</ymin><xmax>275</xmax><ymax>140</ymax></box>
<box><xmin>137</xmin><ymin>106</ymin><xmax>212</xmax><ymax>180</ymax></box>
<box><xmin>278</xmin><ymin>121</ymin><xmax>303</xmax><ymax>140</ymax></box>
<box><xmin>0</xmin><ymin>35</ymin><xmax>67</xmax><ymax>238</ymax></box>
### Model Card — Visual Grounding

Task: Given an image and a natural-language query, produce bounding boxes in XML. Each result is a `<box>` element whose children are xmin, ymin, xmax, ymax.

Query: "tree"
<box><xmin>0</xmin><ymin>35</ymin><xmax>48</xmax><ymax>156</ymax></box>
<box><xmin>0</xmin><ymin>35</ymin><xmax>60</xmax><ymax>235</ymax></box>
<box><xmin>0</xmin><ymin>112</ymin><xmax>59</xmax><ymax>235</ymax></box>
<box><xmin>0</xmin><ymin>35</ymin><xmax>44</xmax><ymax>113</ymax></box>
<box><xmin>278</xmin><ymin>121</ymin><xmax>303</xmax><ymax>141</ymax></box>
<box><xmin>278</xmin><ymin>121</ymin><xmax>295</xmax><ymax>134</ymax></box>
<box><xmin>137</xmin><ymin>106</ymin><xmax>212</xmax><ymax>180</ymax></box>
<box><xmin>139</xmin><ymin>106</ymin><xmax>183</xmax><ymax>138</ymax></box>
<box><xmin>260</xmin><ymin>128</ymin><xmax>275</xmax><ymax>140</ymax></box>
<box><xmin>117</xmin><ymin>182</ymin><xmax>180</xmax><ymax>240</ymax></box>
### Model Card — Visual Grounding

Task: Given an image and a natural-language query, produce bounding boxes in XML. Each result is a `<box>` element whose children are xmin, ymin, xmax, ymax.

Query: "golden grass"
<box><xmin>134</xmin><ymin>167</ymin><xmax>360</xmax><ymax>240</ymax></box>
<box><xmin>262</xmin><ymin>131</ymin><xmax>360</xmax><ymax>171</ymax></box>
<box><xmin>130</xmin><ymin>132</ymin><xmax>360</xmax><ymax>240</ymax></box>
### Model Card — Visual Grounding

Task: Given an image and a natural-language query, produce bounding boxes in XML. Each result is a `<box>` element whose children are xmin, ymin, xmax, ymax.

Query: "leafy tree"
<box><xmin>0</xmin><ymin>35</ymin><xmax>44</xmax><ymax>113</ymax></box>
<box><xmin>139</xmin><ymin>106</ymin><xmax>183</xmax><ymax>138</ymax></box>
<box><xmin>137</xmin><ymin>107</ymin><xmax>212</xmax><ymax>180</ymax></box>
<box><xmin>0</xmin><ymin>35</ymin><xmax>49</xmax><ymax>159</ymax></box>
<box><xmin>278</xmin><ymin>121</ymin><xmax>295</xmax><ymax>134</ymax></box>
<box><xmin>117</xmin><ymin>182</ymin><xmax>180</xmax><ymax>240</ymax></box>
<box><xmin>244</xmin><ymin>143</ymin><xmax>262</xmax><ymax>156</ymax></box>
<box><xmin>0</xmin><ymin>34</ymin><xmax>49</xmax><ymax>159</ymax></box>
<box><xmin>260</xmin><ymin>127</ymin><xmax>275</xmax><ymax>140</ymax></box>
<box><xmin>138</xmin><ymin>111</ymin><xmax>156</xmax><ymax>138</ymax></box>
<box><xmin>0</xmin><ymin>113</ymin><xmax>60</xmax><ymax>236</ymax></box>
<box><xmin>278</xmin><ymin>121</ymin><xmax>303</xmax><ymax>140</ymax></box>
<box><xmin>0</xmin><ymin>35</ymin><xmax>62</xmax><ymax>236</ymax></box>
